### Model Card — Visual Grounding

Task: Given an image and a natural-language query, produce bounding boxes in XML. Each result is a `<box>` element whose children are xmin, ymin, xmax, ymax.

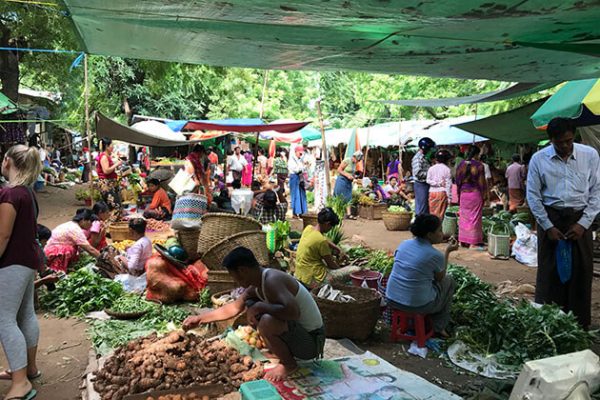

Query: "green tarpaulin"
<box><xmin>455</xmin><ymin>98</ymin><xmax>548</xmax><ymax>144</ymax></box>
<box><xmin>64</xmin><ymin>1</ymin><xmax>600</xmax><ymax>82</ymax></box>
<box><xmin>0</xmin><ymin>93</ymin><xmax>18</xmax><ymax>115</ymax></box>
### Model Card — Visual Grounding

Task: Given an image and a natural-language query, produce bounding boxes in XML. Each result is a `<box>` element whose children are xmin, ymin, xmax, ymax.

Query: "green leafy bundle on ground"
<box><xmin>40</xmin><ymin>269</ymin><xmax>123</xmax><ymax>317</ymax></box>
<box><xmin>366</xmin><ymin>250</ymin><xmax>394</xmax><ymax>276</ymax></box>
<box><xmin>447</xmin><ymin>265</ymin><xmax>596</xmax><ymax>366</ymax></box>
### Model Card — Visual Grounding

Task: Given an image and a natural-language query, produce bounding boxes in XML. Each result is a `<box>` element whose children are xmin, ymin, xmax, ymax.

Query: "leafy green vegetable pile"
<box><xmin>40</xmin><ymin>269</ymin><xmax>123</xmax><ymax>317</ymax></box>
<box><xmin>387</xmin><ymin>205</ymin><xmax>410</xmax><ymax>214</ymax></box>
<box><xmin>69</xmin><ymin>253</ymin><xmax>96</xmax><ymax>272</ymax></box>
<box><xmin>365</xmin><ymin>250</ymin><xmax>394</xmax><ymax>276</ymax></box>
<box><xmin>448</xmin><ymin>265</ymin><xmax>596</xmax><ymax>366</ymax></box>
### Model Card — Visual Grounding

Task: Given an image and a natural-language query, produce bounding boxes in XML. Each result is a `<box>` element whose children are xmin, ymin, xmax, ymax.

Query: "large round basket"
<box><xmin>381</xmin><ymin>211</ymin><xmax>412</xmax><ymax>231</ymax></box>
<box><xmin>201</xmin><ymin>230</ymin><xmax>268</xmax><ymax>270</ymax></box>
<box><xmin>176</xmin><ymin>229</ymin><xmax>201</xmax><ymax>261</ymax></box>
<box><xmin>207</xmin><ymin>271</ymin><xmax>238</xmax><ymax>294</ymax></box>
<box><xmin>109</xmin><ymin>222</ymin><xmax>133</xmax><ymax>242</ymax></box>
<box><xmin>197</xmin><ymin>213</ymin><xmax>262</xmax><ymax>256</ymax></box>
<box><xmin>301</xmin><ymin>213</ymin><xmax>318</xmax><ymax>229</ymax></box>
<box><xmin>311</xmin><ymin>284</ymin><xmax>381</xmax><ymax>341</ymax></box>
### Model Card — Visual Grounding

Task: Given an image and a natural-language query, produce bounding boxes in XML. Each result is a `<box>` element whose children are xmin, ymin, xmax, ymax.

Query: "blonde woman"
<box><xmin>0</xmin><ymin>145</ymin><xmax>43</xmax><ymax>400</ymax></box>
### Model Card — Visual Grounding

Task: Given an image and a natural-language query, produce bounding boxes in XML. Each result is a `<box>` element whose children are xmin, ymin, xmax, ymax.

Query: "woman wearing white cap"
<box><xmin>333</xmin><ymin>151</ymin><xmax>363</xmax><ymax>219</ymax></box>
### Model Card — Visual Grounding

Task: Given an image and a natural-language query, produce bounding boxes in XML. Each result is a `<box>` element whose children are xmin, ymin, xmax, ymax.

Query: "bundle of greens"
<box><xmin>346</xmin><ymin>246</ymin><xmax>371</xmax><ymax>260</ymax></box>
<box><xmin>366</xmin><ymin>250</ymin><xmax>394</xmax><ymax>276</ymax></box>
<box><xmin>270</xmin><ymin>220</ymin><xmax>291</xmax><ymax>252</ymax></box>
<box><xmin>40</xmin><ymin>269</ymin><xmax>123</xmax><ymax>317</ymax></box>
<box><xmin>325</xmin><ymin>195</ymin><xmax>350</xmax><ymax>221</ymax></box>
<box><xmin>69</xmin><ymin>253</ymin><xmax>96</xmax><ymax>271</ymax></box>
<box><xmin>307</xmin><ymin>191</ymin><xmax>315</xmax><ymax>205</ymax></box>
<box><xmin>325</xmin><ymin>225</ymin><xmax>346</xmax><ymax>245</ymax></box>
<box><xmin>106</xmin><ymin>294</ymin><xmax>157</xmax><ymax>314</ymax></box>
<box><xmin>447</xmin><ymin>265</ymin><xmax>596</xmax><ymax>366</ymax></box>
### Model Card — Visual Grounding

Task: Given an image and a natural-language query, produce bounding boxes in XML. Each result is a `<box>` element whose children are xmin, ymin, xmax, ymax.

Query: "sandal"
<box><xmin>4</xmin><ymin>388</ymin><xmax>37</xmax><ymax>400</ymax></box>
<box><xmin>0</xmin><ymin>370</ymin><xmax>42</xmax><ymax>381</ymax></box>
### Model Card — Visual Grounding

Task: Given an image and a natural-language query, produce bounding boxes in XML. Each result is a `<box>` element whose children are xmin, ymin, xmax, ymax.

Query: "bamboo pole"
<box><xmin>316</xmin><ymin>100</ymin><xmax>331</xmax><ymax>196</ymax></box>
<box><xmin>363</xmin><ymin>127</ymin><xmax>371</xmax><ymax>178</ymax></box>
<box><xmin>253</xmin><ymin>70</ymin><xmax>270</xmax><ymax>179</ymax></box>
<box><xmin>84</xmin><ymin>54</ymin><xmax>94</xmax><ymax>207</ymax></box>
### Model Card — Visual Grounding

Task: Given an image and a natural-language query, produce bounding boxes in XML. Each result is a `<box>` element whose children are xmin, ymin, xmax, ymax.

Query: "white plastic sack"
<box><xmin>114</xmin><ymin>273</ymin><xmax>147</xmax><ymax>293</ymax></box>
<box><xmin>511</xmin><ymin>222</ymin><xmax>538</xmax><ymax>267</ymax></box>
<box><xmin>168</xmin><ymin>168</ymin><xmax>196</xmax><ymax>196</ymax></box>
<box><xmin>509</xmin><ymin>350</ymin><xmax>600</xmax><ymax>400</ymax></box>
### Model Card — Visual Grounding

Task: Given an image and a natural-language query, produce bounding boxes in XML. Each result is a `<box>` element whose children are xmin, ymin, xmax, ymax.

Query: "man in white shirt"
<box><xmin>526</xmin><ymin>117</ymin><xmax>600</xmax><ymax>329</ymax></box>
<box><xmin>227</xmin><ymin>146</ymin><xmax>247</xmax><ymax>181</ymax></box>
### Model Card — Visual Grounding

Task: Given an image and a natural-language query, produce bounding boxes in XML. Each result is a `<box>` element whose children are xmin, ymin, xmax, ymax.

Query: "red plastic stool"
<box><xmin>390</xmin><ymin>310</ymin><xmax>434</xmax><ymax>348</ymax></box>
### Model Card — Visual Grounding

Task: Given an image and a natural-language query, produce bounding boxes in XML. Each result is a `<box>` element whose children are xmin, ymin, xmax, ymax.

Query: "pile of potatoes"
<box><xmin>93</xmin><ymin>331</ymin><xmax>263</xmax><ymax>400</ymax></box>
<box><xmin>145</xmin><ymin>394</ymin><xmax>210</xmax><ymax>400</ymax></box>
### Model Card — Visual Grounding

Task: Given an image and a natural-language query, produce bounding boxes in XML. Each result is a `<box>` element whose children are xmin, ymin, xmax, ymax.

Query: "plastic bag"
<box><xmin>511</xmin><ymin>223</ymin><xmax>538</xmax><ymax>267</ymax></box>
<box><xmin>168</xmin><ymin>168</ymin><xmax>196</xmax><ymax>195</ymax></box>
<box><xmin>114</xmin><ymin>273</ymin><xmax>147</xmax><ymax>293</ymax></box>
<box><xmin>556</xmin><ymin>240</ymin><xmax>572</xmax><ymax>284</ymax></box>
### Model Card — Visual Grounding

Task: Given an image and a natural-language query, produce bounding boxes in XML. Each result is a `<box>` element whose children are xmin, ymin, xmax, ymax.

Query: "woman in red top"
<box><xmin>96</xmin><ymin>137</ymin><xmax>123</xmax><ymax>210</ymax></box>
<box><xmin>0</xmin><ymin>145</ymin><xmax>43</xmax><ymax>400</ymax></box>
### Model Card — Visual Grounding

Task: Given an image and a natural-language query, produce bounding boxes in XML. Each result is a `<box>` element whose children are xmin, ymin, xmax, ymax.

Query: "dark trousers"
<box><xmin>535</xmin><ymin>207</ymin><xmax>593</xmax><ymax>328</ymax></box>
<box><xmin>414</xmin><ymin>181</ymin><xmax>430</xmax><ymax>216</ymax></box>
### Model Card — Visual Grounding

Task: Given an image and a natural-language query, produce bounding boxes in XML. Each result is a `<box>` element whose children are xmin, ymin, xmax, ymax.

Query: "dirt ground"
<box><xmin>2</xmin><ymin>185</ymin><xmax>598</xmax><ymax>399</ymax></box>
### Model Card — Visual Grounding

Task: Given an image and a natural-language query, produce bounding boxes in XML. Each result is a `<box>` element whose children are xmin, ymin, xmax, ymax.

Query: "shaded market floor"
<box><xmin>1</xmin><ymin>186</ymin><xmax>598</xmax><ymax>399</ymax></box>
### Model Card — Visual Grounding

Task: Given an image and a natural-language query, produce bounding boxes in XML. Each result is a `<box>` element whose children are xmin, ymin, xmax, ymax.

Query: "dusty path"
<box><xmin>1</xmin><ymin>185</ymin><xmax>596</xmax><ymax>399</ymax></box>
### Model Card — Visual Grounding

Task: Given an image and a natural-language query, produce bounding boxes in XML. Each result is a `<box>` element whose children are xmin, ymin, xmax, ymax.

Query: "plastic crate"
<box><xmin>240</xmin><ymin>379</ymin><xmax>282</xmax><ymax>400</ymax></box>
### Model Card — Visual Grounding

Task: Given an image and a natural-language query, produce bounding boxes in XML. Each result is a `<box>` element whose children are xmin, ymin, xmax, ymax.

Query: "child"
<box><xmin>119</xmin><ymin>218</ymin><xmax>152</xmax><ymax>276</ymax></box>
<box><xmin>35</xmin><ymin>224</ymin><xmax>59</xmax><ymax>290</ymax></box>
<box><xmin>143</xmin><ymin>178</ymin><xmax>172</xmax><ymax>220</ymax></box>
<box><xmin>88</xmin><ymin>201</ymin><xmax>110</xmax><ymax>250</ymax></box>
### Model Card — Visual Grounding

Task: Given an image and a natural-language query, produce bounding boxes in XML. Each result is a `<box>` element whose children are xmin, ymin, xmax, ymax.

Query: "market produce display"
<box><xmin>387</xmin><ymin>205</ymin><xmax>410</xmax><ymax>214</ymax></box>
<box><xmin>234</xmin><ymin>326</ymin><xmax>266</xmax><ymax>349</ymax></box>
<box><xmin>40</xmin><ymin>269</ymin><xmax>123</xmax><ymax>317</ymax></box>
<box><xmin>92</xmin><ymin>331</ymin><xmax>263</xmax><ymax>399</ymax></box>
<box><xmin>70</xmin><ymin>253</ymin><xmax>96</xmax><ymax>271</ymax></box>
<box><xmin>146</xmin><ymin>218</ymin><xmax>172</xmax><ymax>232</ymax></box>
<box><xmin>113</xmin><ymin>240</ymin><xmax>135</xmax><ymax>252</ymax></box>
<box><xmin>365</xmin><ymin>249</ymin><xmax>394</xmax><ymax>276</ymax></box>
<box><xmin>447</xmin><ymin>264</ymin><xmax>596</xmax><ymax>366</ymax></box>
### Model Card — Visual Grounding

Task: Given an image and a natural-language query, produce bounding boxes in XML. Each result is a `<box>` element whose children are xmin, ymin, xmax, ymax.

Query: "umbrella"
<box><xmin>531</xmin><ymin>79</ymin><xmax>600</xmax><ymax>129</ymax></box>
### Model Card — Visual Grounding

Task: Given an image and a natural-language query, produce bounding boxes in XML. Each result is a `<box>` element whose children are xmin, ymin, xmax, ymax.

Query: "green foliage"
<box><xmin>447</xmin><ymin>265</ymin><xmax>596</xmax><ymax>366</ymax></box>
<box><xmin>324</xmin><ymin>225</ymin><xmax>346</xmax><ymax>245</ymax></box>
<box><xmin>40</xmin><ymin>269</ymin><xmax>123</xmax><ymax>317</ymax></box>
<box><xmin>270</xmin><ymin>220</ymin><xmax>291</xmax><ymax>252</ymax></box>
<box><xmin>325</xmin><ymin>195</ymin><xmax>349</xmax><ymax>221</ymax></box>
<box><xmin>306</xmin><ymin>191</ymin><xmax>315</xmax><ymax>205</ymax></box>
<box><xmin>198</xmin><ymin>288</ymin><xmax>212</xmax><ymax>308</ymax></box>
<box><xmin>387</xmin><ymin>205</ymin><xmax>410</xmax><ymax>214</ymax></box>
<box><xmin>366</xmin><ymin>250</ymin><xmax>394</xmax><ymax>276</ymax></box>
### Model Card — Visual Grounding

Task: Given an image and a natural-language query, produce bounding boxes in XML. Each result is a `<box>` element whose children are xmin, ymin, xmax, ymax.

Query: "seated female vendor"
<box><xmin>385</xmin><ymin>214</ymin><xmax>458</xmax><ymax>337</ymax></box>
<box><xmin>143</xmin><ymin>178</ymin><xmax>172</xmax><ymax>221</ymax></box>
<box><xmin>294</xmin><ymin>207</ymin><xmax>359</xmax><ymax>288</ymax></box>
<box><xmin>118</xmin><ymin>218</ymin><xmax>152</xmax><ymax>276</ymax></box>
<box><xmin>44</xmin><ymin>209</ymin><xmax>101</xmax><ymax>272</ymax></box>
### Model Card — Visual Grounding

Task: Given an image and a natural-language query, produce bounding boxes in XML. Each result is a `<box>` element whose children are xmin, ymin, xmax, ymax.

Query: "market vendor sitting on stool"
<box><xmin>294</xmin><ymin>207</ymin><xmax>359</xmax><ymax>288</ymax></box>
<box><xmin>183</xmin><ymin>247</ymin><xmax>325</xmax><ymax>381</ymax></box>
<box><xmin>143</xmin><ymin>178</ymin><xmax>172</xmax><ymax>220</ymax></box>
<box><xmin>386</xmin><ymin>214</ymin><xmax>458</xmax><ymax>338</ymax></box>
<box><xmin>118</xmin><ymin>218</ymin><xmax>152</xmax><ymax>276</ymax></box>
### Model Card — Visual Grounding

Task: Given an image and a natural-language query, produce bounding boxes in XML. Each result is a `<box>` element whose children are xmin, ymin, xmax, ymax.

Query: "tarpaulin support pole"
<box><xmin>84</xmin><ymin>53</ymin><xmax>95</xmax><ymax>207</ymax></box>
<box><xmin>316</xmin><ymin>100</ymin><xmax>331</xmax><ymax>197</ymax></box>
<box><xmin>253</xmin><ymin>70</ymin><xmax>270</xmax><ymax>178</ymax></box>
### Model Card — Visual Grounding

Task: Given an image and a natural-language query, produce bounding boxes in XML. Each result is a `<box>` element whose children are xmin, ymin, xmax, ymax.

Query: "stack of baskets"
<box><xmin>198</xmin><ymin>213</ymin><xmax>269</xmax><ymax>291</ymax></box>
<box><xmin>311</xmin><ymin>284</ymin><xmax>381</xmax><ymax>341</ymax></box>
<box><xmin>381</xmin><ymin>211</ymin><xmax>412</xmax><ymax>231</ymax></box>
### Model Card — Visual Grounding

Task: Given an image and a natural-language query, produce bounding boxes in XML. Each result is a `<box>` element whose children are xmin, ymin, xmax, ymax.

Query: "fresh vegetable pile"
<box><xmin>448</xmin><ymin>265</ymin><xmax>596</xmax><ymax>366</ymax></box>
<box><xmin>92</xmin><ymin>331</ymin><xmax>263</xmax><ymax>400</ymax></box>
<box><xmin>387</xmin><ymin>205</ymin><xmax>410</xmax><ymax>214</ymax></box>
<box><xmin>234</xmin><ymin>326</ymin><xmax>267</xmax><ymax>349</ymax></box>
<box><xmin>112</xmin><ymin>240</ymin><xmax>135</xmax><ymax>252</ymax></box>
<box><xmin>365</xmin><ymin>250</ymin><xmax>394</xmax><ymax>276</ymax></box>
<box><xmin>69</xmin><ymin>253</ymin><xmax>96</xmax><ymax>271</ymax></box>
<box><xmin>40</xmin><ymin>269</ymin><xmax>123</xmax><ymax>317</ymax></box>
<box><xmin>146</xmin><ymin>218</ymin><xmax>171</xmax><ymax>232</ymax></box>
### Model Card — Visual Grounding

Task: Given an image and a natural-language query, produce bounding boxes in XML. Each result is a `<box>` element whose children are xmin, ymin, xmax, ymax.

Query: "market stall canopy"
<box><xmin>96</xmin><ymin>113</ymin><xmax>195</xmax><ymax>147</ymax></box>
<box><xmin>259</xmin><ymin>119</ymin><xmax>321</xmax><ymax>143</ymax></box>
<box><xmin>0</xmin><ymin>92</ymin><xmax>19</xmax><ymax>114</ymax></box>
<box><xmin>531</xmin><ymin>79</ymin><xmax>600</xmax><ymax>129</ymax></box>
<box><xmin>409</xmin><ymin>116</ymin><xmax>488</xmax><ymax>146</ymax></box>
<box><xmin>376</xmin><ymin>82</ymin><xmax>558</xmax><ymax>107</ymax></box>
<box><xmin>182</xmin><ymin>119</ymin><xmax>310</xmax><ymax>133</ymax></box>
<box><xmin>165</xmin><ymin>118</ymin><xmax>264</xmax><ymax>133</ymax></box>
<box><xmin>456</xmin><ymin>98</ymin><xmax>548</xmax><ymax>143</ymax></box>
<box><xmin>63</xmin><ymin>1</ymin><xmax>600</xmax><ymax>82</ymax></box>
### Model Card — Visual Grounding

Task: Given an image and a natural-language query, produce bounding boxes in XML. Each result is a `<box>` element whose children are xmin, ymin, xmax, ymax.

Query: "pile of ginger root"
<box><xmin>93</xmin><ymin>331</ymin><xmax>263</xmax><ymax>400</ymax></box>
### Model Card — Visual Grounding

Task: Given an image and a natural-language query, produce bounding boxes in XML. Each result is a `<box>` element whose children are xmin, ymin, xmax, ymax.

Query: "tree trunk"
<box><xmin>0</xmin><ymin>23</ymin><xmax>20</xmax><ymax>102</ymax></box>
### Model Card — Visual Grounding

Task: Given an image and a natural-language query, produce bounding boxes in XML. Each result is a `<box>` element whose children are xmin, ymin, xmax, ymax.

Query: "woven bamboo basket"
<box><xmin>201</xmin><ymin>230</ymin><xmax>269</xmax><ymax>270</ymax></box>
<box><xmin>301</xmin><ymin>213</ymin><xmax>318</xmax><ymax>229</ymax></box>
<box><xmin>311</xmin><ymin>284</ymin><xmax>382</xmax><ymax>341</ymax></box>
<box><xmin>197</xmin><ymin>213</ymin><xmax>262</xmax><ymax>256</ymax></box>
<box><xmin>109</xmin><ymin>222</ymin><xmax>133</xmax><ymax>242</ymax></box>
<box><xmin>176</xmin><ymin>229</ymin><xmax>201</xmax><ymax>261</ymax></box>
<box><xmin>206</xmin><ymin>270</ymin><xmax>238</xmax><ymax>294</ymax></box>
<box><xmin>381</xmin><ymin>211</ymin><xmax>412</xmax><ymax>231</ymax></box>
<box><xmin>359</xmin><ymin>204</ymin><xmax>387</xmax><ymax>220</ymax></box>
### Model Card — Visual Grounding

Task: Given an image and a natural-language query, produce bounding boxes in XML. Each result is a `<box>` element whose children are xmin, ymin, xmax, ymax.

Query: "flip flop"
<box><xmin>4</xmin><ymin>388</ymin><xmax>37</xmax><ymax>400</ymax></box>
<box><xmin>0</xmin><ymin>370</ymin><xmax>42</xmax><ymax>381</ymax></box>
